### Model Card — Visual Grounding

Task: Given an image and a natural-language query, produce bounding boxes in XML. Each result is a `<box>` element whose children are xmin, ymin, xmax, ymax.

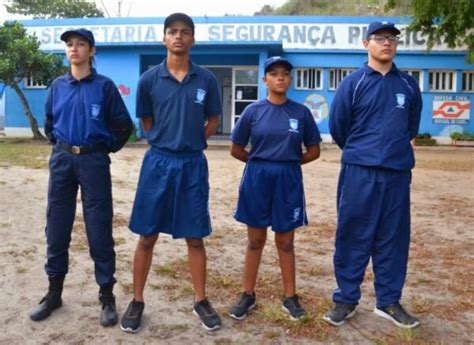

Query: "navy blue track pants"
<box><xmin>44</xmin><ymin>146</ymin><xmax>116</xmax><ymax>286</ymax></box>
<box><xmin>332</xmin><ymin>164</ymin><xmax>411</xmax><ymax>308</ymax></box>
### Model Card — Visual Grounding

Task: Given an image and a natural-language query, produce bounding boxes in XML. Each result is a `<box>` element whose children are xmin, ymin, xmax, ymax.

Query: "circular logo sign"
<box><xmin>304</xmin><ymin>94</ymin><xmax>328</xmax><ymax>124</ymax></box>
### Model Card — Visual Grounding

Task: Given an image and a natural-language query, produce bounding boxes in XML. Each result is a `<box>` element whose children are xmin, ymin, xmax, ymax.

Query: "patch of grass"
<box><xmin>255</xmin><ymin>298</ymin><xmax>331</xmax><ymax>341</ymax></box>
<box><xmin>0</xmin><ymin>140</ymin><xmax>50</xmax><ymax>169</ymax></box>
<box><xmin>299</xmin><ymin>265</ymin><xmax>331</xmax><ymax>277</ymax></box>
<box><xmin>2</xmin><ymin>247</ymin><xmax>37</xmax><ymax>260</ymax></box>
<box><xmin>148</xmin><ymin>282</ymin><xmax>162</xmax><ymax>290</ymax></box>
<box><xmin>169</xmin><ymin>284</ymin><xmax>194</xmax><ymax>301</ymax></box>
<box><xmin>0</xmin><ymin>222</ymin><xmax>10</xmax><ymax>230</ymax></box>
<box><xmin>16</xmin><ymin>267</ymin><xmax>28</xmax><ymax>273</ymax></box>
<box><xmin>376</xmin><ymin>328</ymin><xmax>425</xmax><ymax>344</ymax></box>
<box><xmin>209</xmin><ymin>273</ymin><xmax>240</xmax><ymax>290</ymax></box>
<box><xmin>411</xmin><ymin>297</ymin><xmax>431</xmax><ymax>314</ymax></box>
<box><xmin>148</xmin><ymin>323</ymin><xmax>189</xmax><ymax>339</ymax></box>
<box><xmin>262</xmin><ymin>330</ymin><xmax>281</xmax><ymax>339</ymax></box>
<box><xmin>154</xmin><ymin>264</ymin><xmax>180</xmax><ymax>279</ymax></box>
<box><xmin>120</xmin><ymin>282</ymin><xmax>134</xmax><ymax>294</ymax></box>
<box><xmin>113</xmin><ymin>214</ymin><xmax>129</xmax><ymax>228</ymax></box>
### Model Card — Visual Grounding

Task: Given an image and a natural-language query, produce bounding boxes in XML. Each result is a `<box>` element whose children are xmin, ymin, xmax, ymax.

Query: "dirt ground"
<box><xmin>0</xmin><ymin>143</ymin><xmax>473</xmax><ymax>344</ymax></box>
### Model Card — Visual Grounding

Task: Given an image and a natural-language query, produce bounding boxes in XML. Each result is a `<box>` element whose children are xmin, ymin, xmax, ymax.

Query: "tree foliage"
<box><xmin>255</xmin><ymin>0</ymin><xmax>411</xmax><ymax>16</ymax></box>
<box><xmin>5</xmin><ymin>0</ymin><xmax>104</xmax><ymax>19</ymax></box>
<box><xmin>387</xmin><ymin>0</ymin><xmax>473</xmax><ymax>62</ymax></box>
<box><xmin>0</xmin><ymin>21</ymin><xmax>66</xmax><ymax>139</ymax></box>
<box><xmin>256</xmin><ymin>0</ymin><xmax>472</xmax><ymax>61</ymax></box>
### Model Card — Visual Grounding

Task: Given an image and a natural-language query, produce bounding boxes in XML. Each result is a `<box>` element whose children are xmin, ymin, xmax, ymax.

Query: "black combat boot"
<box><xmin>30</xmin><ymin>276</ymin><xmax>64</xmax><ymax>321</ymax></box>
<box><xmin>99</xmin><ymin>284</ymin><xmax>118</xmax><ymax>327</ymax></box>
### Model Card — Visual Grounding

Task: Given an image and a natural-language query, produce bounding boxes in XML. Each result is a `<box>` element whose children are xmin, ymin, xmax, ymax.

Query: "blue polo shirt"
<box><xmin>329</xmin><ymin>63</ymin><xmax>422</xmax><ymax>170</ymax></box>
<box><xmin>231</xmin><ymin>99</ymin><xmax>321</xmax><ymax>162</ymax></box>
<box><xmin>136</xmin><ymin>59</ymin><xmax>221</xmax><ymax>153</ymax></box>
<box><xmin>45</xmin><ymin>69</ymin><xmax>132</xmax><ymax>152</ymax></box>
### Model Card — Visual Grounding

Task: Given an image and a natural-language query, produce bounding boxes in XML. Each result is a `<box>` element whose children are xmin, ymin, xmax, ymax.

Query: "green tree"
<box><xmin>387</xmin><ymin>0</ymin><xmax>473</xmax><ymax>62</ymax></box>
<box><xmin>255</xmin><ymin>0</ymin><xmax>411</xmax><ymax>16</ymax></box>
<box><xmin>0</xmin><ymin>21</ymin><xmax>66</xmax><ymax>140</ymax></box>
<box><xmin>5</xmin><ymin>0</ymin><xmax>104</xmax><ymax>19</ymax></box>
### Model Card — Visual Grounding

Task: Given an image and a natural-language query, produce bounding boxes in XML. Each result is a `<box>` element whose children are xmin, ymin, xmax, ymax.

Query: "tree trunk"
<box><xmin>11</xmin><ymin>82</ymin><xmax>46</xmax><ymax>140</ymax></box>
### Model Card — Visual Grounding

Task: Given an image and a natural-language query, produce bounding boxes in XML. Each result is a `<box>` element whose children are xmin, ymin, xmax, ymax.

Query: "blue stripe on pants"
<box><xmin>332</xmin><ymin>164</ymin><xmax>411</xmax><ymax>308</ymax></box>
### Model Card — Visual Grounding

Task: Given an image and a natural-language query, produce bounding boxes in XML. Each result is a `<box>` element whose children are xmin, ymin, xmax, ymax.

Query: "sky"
<box><xmin>0</xmin><ymin>0</ymin><xmax>288</xmax><ymax>20</ymax></box>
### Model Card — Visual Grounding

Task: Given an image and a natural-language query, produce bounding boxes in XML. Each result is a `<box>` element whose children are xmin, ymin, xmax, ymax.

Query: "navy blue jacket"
<box><xmin>329</xmin><ymin>63</ymin><xmax>422</xmax><ymax>170</ymax></box>
<box><xmin>45</xmin><ymin>69</ymin><xmax>133</xmax><ymax>152</ymax></box>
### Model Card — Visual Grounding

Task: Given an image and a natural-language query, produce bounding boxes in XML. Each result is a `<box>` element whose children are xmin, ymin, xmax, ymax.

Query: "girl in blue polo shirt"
<box><xmin>229</xmin><ymin>56</ymin><xmax>321</xmax><ymax>321</ymax></box>
<box><xmin>29</xmin><ymin>28</ymin><xmax>133</xmax><ymax>327</ymax></box>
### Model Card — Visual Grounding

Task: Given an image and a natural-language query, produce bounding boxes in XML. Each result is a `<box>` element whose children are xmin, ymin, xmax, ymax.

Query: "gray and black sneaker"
<box><xmin>120</xmin><ymin>300</ymin><xmax>145</xmax><ymax>333</ymax></box>
<box><xmin>193</xmin><ymin>299</ymin><xmax>222</xmax><ymax>331</ymax></box>
<box><xmin>323</xmin><ymin>303</ymin><xmax>357</xmax><ymax>326</ymax></box>
<box><xmin>374</xmin><ymin>302</ymin><xmax>420</xmax><ymax>329</ymax></box>
<box><xmin>282</xmin><ymin>295</ymin><xmax>306</xmax><ymax>320</ymax></box>
<box><xmin>229</xmin><ymin>292</ymin><xmax>256</xmax><ymax>320</ymax></box>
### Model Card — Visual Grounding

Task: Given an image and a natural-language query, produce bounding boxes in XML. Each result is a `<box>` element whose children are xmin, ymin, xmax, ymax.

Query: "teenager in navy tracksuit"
<box><xmin>229</xmin><ymin>57</ymin><xmax>321</xmax><ymax>321</ymax></box>
<box><xmin>30</xmin><ymin>29</ymin><xmax>133</xmax><ymax>327</ymax></box>
<box><xmin>323</xmin><ymin>22</ymin><xmax>422</xmax><ymax>329</ymax></box>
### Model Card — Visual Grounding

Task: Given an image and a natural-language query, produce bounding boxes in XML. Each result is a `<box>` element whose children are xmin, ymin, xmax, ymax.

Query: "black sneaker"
<box><xmin>193</xmin><ymin>299</ymin><xmax>222</xmax><ymax>331</ymax></box>
<box><xmin>229</xmin><ymin>292</ymin><xmax>256</xmax><ymax>320</ymax></box>
<box><xmin>374</xmin><ymin>303</ymin><xmax>420</xmax><ymax>329</ymax></box>
<box><xmin>120</xmin><ymin>300</ymin><xmax>145</xmax><ymax>333</ymax></box>
<box><xmin>323</xmin><ymin>303</ymin><xmax>357</xmax><ymax>326</ymax></box>
<box><xmin>282</xmin><ymin>295</ymin><xmax>306</xmax><ymax>320</ymax></box>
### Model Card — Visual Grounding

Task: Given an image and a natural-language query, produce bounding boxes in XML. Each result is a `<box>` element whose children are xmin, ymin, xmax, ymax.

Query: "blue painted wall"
<box><xmin>282</xmin><ymin>51</ymin><xmax>473</xmax><ymax>138</ymax></box>
<box><xmin>4</xmin><ymin>15</ymin><xmax>473</xmax><ymax>139</ymax></box>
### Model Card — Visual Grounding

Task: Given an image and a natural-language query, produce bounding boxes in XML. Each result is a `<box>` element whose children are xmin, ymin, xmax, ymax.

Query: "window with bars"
<box><xmin>462</xmin><ymin>71</ymin><xmax>474</xmax><ymax>92</ymax></box>
<box><xmin>401</xmin><ymin>69</ymin><xmax>423</xmax><ymax>91</ymax></box>
<box><xmin>329</xmin><ymin>68</ymin><xmax>355</xmax><ymax>90</ymax></box>
<box><xmin>294</xmin><ymin>68</ymin><xmax>322</xmax><ymax>90</ymax></box>
<box><xmin>24</xmin><ymin>74</ymin><xmax>47</xmax><ymax>89</ymax></box>
<box><xmin>429</xmin><ymin>70</ymin><xmax>456</xmax><ymax>92</ymax></box>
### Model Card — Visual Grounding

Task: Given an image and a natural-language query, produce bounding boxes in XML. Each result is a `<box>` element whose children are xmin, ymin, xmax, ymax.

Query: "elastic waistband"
<box><xmin>150</xmin><ymin>146</ymin><xmax>203</xmax><ymax>158</ymax></box>
<box><xmin>248</xmin><ymin>159</ymin><xmax>299</xmax><ymax>166</ymax></box>
<box><xmin>56</xmin><ymin>141</ymin><xmax>107</xmax><ymax>155</ymax></box>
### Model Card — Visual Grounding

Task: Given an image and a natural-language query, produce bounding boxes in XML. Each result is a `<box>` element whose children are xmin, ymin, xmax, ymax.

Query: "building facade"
<box><xmin>4</xmin><ymin>16</ymin><xmax>473</xmax><ymax>143</ymax></box>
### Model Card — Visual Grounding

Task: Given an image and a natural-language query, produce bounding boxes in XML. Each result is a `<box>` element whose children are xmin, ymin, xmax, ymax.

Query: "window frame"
<box><xmin>23</xmin><ymin>74</ymin><xmax>47</xmax><ymax>89</ymax></box>
<box><xmin>294</xmin><ymin>67</ymin><xmax>323</xmax><ymax>91</ymax></box>
<box><xmin>328</xmin><ymin>68</ymin><xmax>355</xmax><ymax>90</ymax></box>
<box><xmin>428</xmin><ymin>70</ymin><xmax>456</xmax><ymax>92</ymax></box>
<box><xmin>462</xmin><ymin>71</ymin><xmax>474</xmax><ymax>93</ymax></box>
<box><xmin>400</xmin><ymin>69</ymin><xmax>424</xmax><ymax>92</ymax></box>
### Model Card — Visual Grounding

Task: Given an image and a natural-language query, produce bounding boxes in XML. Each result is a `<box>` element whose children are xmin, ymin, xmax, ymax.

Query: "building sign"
<box><xmin>432</xmin><ymin>96</ymin><xmax>470</xmax><ymax>124</ymax></box>
<box><xmin>27</xmin><ymin>22</ymin><xmax>464</xmax><ymax>51</ymax></box>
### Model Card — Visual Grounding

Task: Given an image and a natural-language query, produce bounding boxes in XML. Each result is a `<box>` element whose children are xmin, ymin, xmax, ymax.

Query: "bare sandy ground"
<box><xmin>0</xmin><ymin>144</ymin><xmax>473</xmax><ymax>344</ymax></box>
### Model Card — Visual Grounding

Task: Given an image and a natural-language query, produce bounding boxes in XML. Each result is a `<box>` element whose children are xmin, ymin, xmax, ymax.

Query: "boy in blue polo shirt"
<box><xmin>30</xmin><ymin>28</ymin><xmax>133</xmax><ymax>327</ymax></box>
<box><xmin>323</xmin><ymin>22</ymin><xmax>422</xmax><ymax>329</ymax></box>
<box><xmin>120</xmin><ymin>13</ymin><xmax>222</xmax><ymax>332</ymax></box>
<box><xmin>228</xmin><ymin>57</ymin><xmax>321</xmax><ymax>321</ymax></box>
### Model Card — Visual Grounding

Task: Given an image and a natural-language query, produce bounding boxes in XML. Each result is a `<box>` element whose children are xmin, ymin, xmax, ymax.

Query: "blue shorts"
<box><xmin>234</xmin><ymin>160</ymin><xmax>307</xmax><ymax>232</ymax></box>
<box><xmin>129</xmin><ymin>147</ymin><xmax>211</xmax><ymax>239</ymax></box>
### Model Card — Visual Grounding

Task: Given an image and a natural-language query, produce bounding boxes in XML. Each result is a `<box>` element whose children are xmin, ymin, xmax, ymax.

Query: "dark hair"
<box><xmin>164</xmin><ymin>12</ymin><xmax>195</xmax><ymax>35</ymax></box>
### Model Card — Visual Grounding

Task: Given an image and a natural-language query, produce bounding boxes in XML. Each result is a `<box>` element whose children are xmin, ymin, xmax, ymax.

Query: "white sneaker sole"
<box><xmin>374</xmin><ymin>307</ymin><xmax>420</xmax><ymax>329</ymax></box>
<box><xmin>120</xmin><ymin>323</ymin><xmax>140</xmax><ymax>333</ymax></box>
<box><xmin>322</xmin><ymin>309</ymin><xmax>356</xmax><ymax>326</ymax></box>
<box><xmin>193</xmin><ymin>309</ymin><xmax>222</xmax><ymax>331</ymax></box>
<box><xmin>229</xmin><ymin>302</ymin><xmax>256</xmax><ymax>320</ymax></box>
